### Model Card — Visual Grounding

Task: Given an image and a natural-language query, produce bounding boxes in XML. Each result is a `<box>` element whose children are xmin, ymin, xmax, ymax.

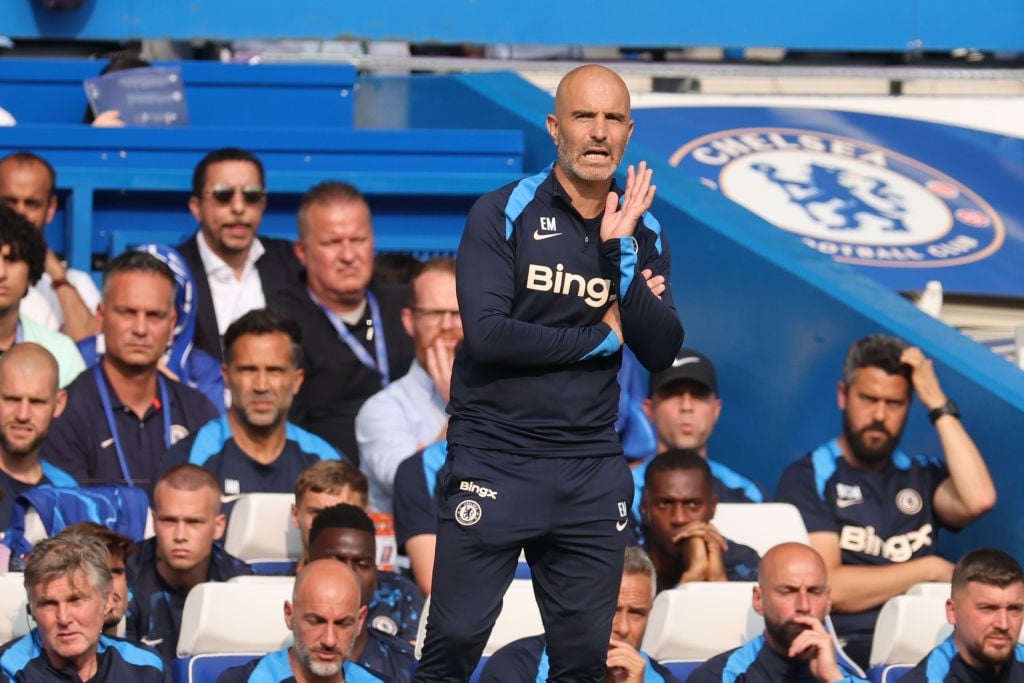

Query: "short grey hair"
<box><xmin>623</xmin><ymin>546</ymin><xmax>657</xmax><ymax>601</ymax></box>
<box><xmin>25</xmin><ymin>531</ymin><xmax>113</xmax><ymax>601</ymax></box>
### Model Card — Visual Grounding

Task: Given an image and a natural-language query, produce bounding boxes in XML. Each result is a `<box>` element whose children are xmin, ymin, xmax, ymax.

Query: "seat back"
<box><xmin>0</xmin><ymin>572</ymin><xmax>33</xmax><ymax>644</ymax></box>
<box><xmin>641</xmin><ymin>582</ymin><xmax>763</xmax><ymax>661</ymax></box>
<box><xmin>905</xmin><ymin>582</ymin><xmax>951</xmax><ymax>598</ymax></box>
<box><xmin>222</xmin><ymin>493</ymin><xmax>302</xmax><ymax>570</ymax></box>
<box><xmin>711</xmin><ymin>503</ymin><xmax>809</xmax><ymax>556</ymax></box>
<box><xmin>176</xmin><ymin>579</ymin><xmax>295</xmax><ymax>658</ymax></box>
<box><xmin>868</xmin><ymin>594</ymin><xmax>951</xmax><ymax>667</ymax></box>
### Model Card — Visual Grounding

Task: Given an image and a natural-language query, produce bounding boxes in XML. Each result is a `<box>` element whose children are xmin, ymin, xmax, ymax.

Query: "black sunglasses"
<box><xmin>206</xmin><ymin>184</ymin><xmax>267</xmax><ymax>206</ymax></box>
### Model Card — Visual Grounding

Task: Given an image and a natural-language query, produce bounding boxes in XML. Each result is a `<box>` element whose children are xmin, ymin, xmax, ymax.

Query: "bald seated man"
<box><xmin>689</xmin><ymin>543</ymin><xmax>867</xmax><ymax>683</ymax></box>
<box><xmin>217</xmin><ymin>559</ymin><xmax>386</xmax><ymax>682</ymax></box>
<box><xmin>0</xmin><ymin>342</ymin><xmax>76</xmax><ymax>531</ymax></box>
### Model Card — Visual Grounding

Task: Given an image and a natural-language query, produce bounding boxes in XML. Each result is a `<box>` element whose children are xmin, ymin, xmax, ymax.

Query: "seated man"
<box><xmin>356</xmin><ymin>256</ymin><xmax>461</xmax><ymax>514</ymax></box>
<box><xmin>217</xmin><ymin>559</ymin><xmax>385</xmax><ymax>682</ymax></box>
<box><xmin>307</xmin><ymin>504</ymin><xmax>418</xmax><ymax>682</ymax></box>
<box><xmin>903</xmin><ymin>548</ymin><xmax>1024</xmax><ymax>682</ymax></box>
<box><xmin>640</xmin><ymin>449</ymin><xmax>759</xmax><ymax>591</ymax></box>
<box><xmin>62</xmin><ymin>521</ymin><xmax>134</xmax><ymax>637</ymax></box>
<box><xmin>688</xmin><ymin>543</ymin><xmax>866</xmax><ymax>683</ymax></box>
<box><xmin>0</xmin><ymin>343</ymin><xmax>77</xmax><ymax>532</ymax></box>
<box><xmin>630</xmin><ymin>347</ymin><xmax>768</xmax><ymax>518</ymax></box>
<box><xmin>42</xmin><ymin>251</ymin><xmax>219</xmax><ymax>488</ymax></box>
<box><xmin>125</xmin><ymin>464</ymin><xmax>253</xmax><ymax>663</ymax></box>
<box><xmin>480</xmin><ymin>546</ymin><xmax>682</xmax><ymax>682</ymax></box>
<box><xmin>776</xmin><ymin>335</ymin><xmax>996</xmax><ymax>666</ymax></box>
<box><xmin>0</xmin><ymin>531</ymin><xmax>163</xmax><ymax>681</ymax></box>
<box><xmin>292</xmin><ymin>460</ymin><xmax>370</xmax><ymax>565</ymax></box>
<box><xmin>159</xmin><ymin>308</ymin><xmax>343</xmax><ymax>510</ymax></box>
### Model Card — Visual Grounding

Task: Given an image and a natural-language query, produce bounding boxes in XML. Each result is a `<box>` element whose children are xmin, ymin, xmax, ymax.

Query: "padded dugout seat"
<box><xmin>641</xmin><ymin>582</ymin><xmax>763</xmax><ymax>662</ymax></box>
<box><xmin>711</xmin><ymin>503</ymin><xmax>809</xmax><ymax>557</ymax></box>
<box><xmin>172</xmin><ymin>580</ymin><xmax>294</xmax><ymax>683</ymax></box>
<box><xmin>868</xmin><ymin>594</ymin><xmax>950</xmax><ymax>667</ymax></box>
<box><xmin>0</xmin><ymin>572</ymin><xmax>33</xmax><ymax>644</ymax></box>
<box><xmin>222</xmin><ymin>493</ymin><xmax>302</xmax><ymax>574</ymax></box>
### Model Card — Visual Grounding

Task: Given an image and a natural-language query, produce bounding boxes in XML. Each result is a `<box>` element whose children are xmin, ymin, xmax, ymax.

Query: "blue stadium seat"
<box><xmin>172</xmin><ymin>653</ymin><xmax>262</xmax><ymax>683</ymax></box>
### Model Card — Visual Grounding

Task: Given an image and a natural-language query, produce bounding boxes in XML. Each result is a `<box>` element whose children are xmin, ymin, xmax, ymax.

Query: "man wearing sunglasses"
<box><xmin>177</xmin><ymin>147</ymin><xmax>301</xmax><ymax>364</ymax></box>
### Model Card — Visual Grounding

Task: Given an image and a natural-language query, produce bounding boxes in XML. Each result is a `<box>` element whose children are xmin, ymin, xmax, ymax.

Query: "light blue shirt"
<box><xmin>356</xmin><ymin>359</ymin><xmax>447</xmax><ymax>513</ymax></box>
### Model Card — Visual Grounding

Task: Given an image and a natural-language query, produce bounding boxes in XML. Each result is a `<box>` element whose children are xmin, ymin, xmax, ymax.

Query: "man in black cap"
<box><xmin>630</xmin><ymin>348</ymin><xmax>767</xmax><ymax>518</ymax></box>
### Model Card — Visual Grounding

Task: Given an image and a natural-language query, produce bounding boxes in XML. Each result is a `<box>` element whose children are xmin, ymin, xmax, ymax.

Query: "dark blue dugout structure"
<box><xmin>356</xmin><ymin>70</ymin><xmax>1024</xmax><ymax>564</ymax></box>
<box><xmin>0</xmin><ymin>59</ymin><xmax>523</xmax><ymax>270</ymax></box>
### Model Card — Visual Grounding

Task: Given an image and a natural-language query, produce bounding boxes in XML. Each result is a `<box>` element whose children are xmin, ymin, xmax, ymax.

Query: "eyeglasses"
<box><xmin>205</xmin><ymin>184</ymin><xmax>267</xmax><ymax>206</ymax></box>
<box><xmin>413</xmin><ymin>308</ymin><xmax>461</xmax><ymax>326</ymax></box>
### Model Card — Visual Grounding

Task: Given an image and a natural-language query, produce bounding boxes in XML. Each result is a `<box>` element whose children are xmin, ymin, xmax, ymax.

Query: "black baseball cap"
<box><xmin>648</xmin><ymin>348</ymin><xmax>718</xmax><ymax>397</ymax></box>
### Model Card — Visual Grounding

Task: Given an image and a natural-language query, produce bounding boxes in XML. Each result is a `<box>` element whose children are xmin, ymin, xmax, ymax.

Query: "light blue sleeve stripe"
<box><xmin>504</xmin><ymin>166</ymin><xmax>550</xmax><ymax>241</ymax></box>
<box><xmin>249</xmin><ymin>648</ymin><xmax>293</xmax><ymax>680</ymax></box>
<box><xmin>285</xmin><ymin>422</ymin><xmax>343</xmax><ymax>461</ymax></box>
<box><xmin>40</xmin><ymin>461</ymin><xmax>78</xmax><ymax>487</ymax></box>
<box><xmin>722</xmin><ymin>636</ymin><xmax>764</xmax><ymax>683</ymax></box>
<box><xmin>422</xmin><ymin>440</ymin><xmax>448</xmax><ymax>499</ymax></box>
<box><xmin>618</xmin><ymin>237</ymin><xmax>638</xmax><ymax>296</ymax></box>
<box><xmin>188</xmin><ymin>414</ymin><xmax>232</xmax><ymax>465</ymax></box>
<box><xmin>98</xmin><ymin>635</ymin><xmax>164</xmax><ymax>670</ymax></box>
<box><xmin>709</xmin><ymin>460</ymin><xmax>764</xmax><ymax>502</ymax></box>
<box><xmin>0</xmin><ymin>631</ymin><xmax>42</xmax><ymax>677</ymax></box>
<box><xmin>643</xmin><ymin>210</ymin><xmax>664</xmax><ymax>256</ymax></box>
<box><xmin>579</xmin><ymin>330</ymin><xmax>622</xmax><ymax>361</ymax></box>
<box><xmin>810</xmin><ymin>439</ymin><xmax>841</xmax><ymax>501</ymax></box>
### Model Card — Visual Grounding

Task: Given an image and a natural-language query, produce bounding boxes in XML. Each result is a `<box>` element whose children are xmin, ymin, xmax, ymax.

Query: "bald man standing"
<box><xmin>217</xmin><ymin>559</ymin><xmax>386</xmax><ymax>682</ymax></box>
<box><xmin>689</xmin><ymin>543</ymin><xmax>866</xmax><ymax>683</ymax></box>
<box><xmin>0</xmin><ymin>343</ymin><xmax>76</xmax><ymax>530</ymax></box>
<box><xmin>415</xmin><ymin>65</ymin><xmax>683</xmax><ymax>683</ymax></box>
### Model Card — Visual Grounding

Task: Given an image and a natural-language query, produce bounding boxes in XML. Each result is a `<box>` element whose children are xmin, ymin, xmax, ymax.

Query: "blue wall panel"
<box><xmin>5</xmin><ymin>0</ymin><xmax>1024</xmax><ymax>51</ymax></box>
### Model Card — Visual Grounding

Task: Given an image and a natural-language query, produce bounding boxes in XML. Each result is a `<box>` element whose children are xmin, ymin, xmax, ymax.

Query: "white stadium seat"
<box><xmin>222</xmin><ymin>493</ymin><xmax>302</xmax><ymax>566</ymax></box>
<box><xmin>176</xmin><ymin>579</ymin><xmax>294</xmax><ymax>657</ymax></box>
<box><xmin>712</xmin><ymin>503</ymin><xmax>809</xmax><ymax>557</ymax></box>
<box><xmin>905</xmin><ymin>582</ymin><xmax>951</xmax><ymax>598</ymax></box>
<box><xmin>641</xmin><ymin>582</ymin><xmax>763</xmax><ymax>661</ymax></box>
<box><xmin>869</xmin><ymin>594</ymin><xmax>951</xmax><ymax>667</ymax></box>
<box><xmin>0</xmin><ymin>572</ymin><xmax>33</xmax><ymax>644</ymax></box>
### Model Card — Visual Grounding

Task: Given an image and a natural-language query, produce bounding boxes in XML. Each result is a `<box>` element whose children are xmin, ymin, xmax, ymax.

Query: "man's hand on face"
<box><xmin>605</xmin><ymin>637</ymin><xmax>647</xmax><ymax>683</ymax></box>
<box><xmin>424</xmin><ymin>336</ymin><xmax>456</xmax><ymax>404</ymax></box>
<box><xmin>787</xmin><ymin>615</ymin><xmax>845</xmax><ymax>683</ymax></box>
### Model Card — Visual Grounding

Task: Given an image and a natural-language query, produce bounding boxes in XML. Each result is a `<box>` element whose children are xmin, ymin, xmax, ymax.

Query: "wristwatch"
<box><xmin>928</xmin><ymin>399</ymin><xmax>960</xmax><ymax>424</ymax></box>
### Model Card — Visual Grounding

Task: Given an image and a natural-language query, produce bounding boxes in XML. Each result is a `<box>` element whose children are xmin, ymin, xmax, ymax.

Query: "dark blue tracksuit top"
<box><xmin>447</xmin><ymin>164</ymin><xmax>684</xmax><ymax>457</ymax></box>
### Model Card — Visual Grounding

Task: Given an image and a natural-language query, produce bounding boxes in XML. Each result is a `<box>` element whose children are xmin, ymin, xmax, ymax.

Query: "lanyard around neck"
<box><xmin>93</xmin><ymin>365</ymin><xmax>172</xmax><ymax>487</ymax></box>
<box><xmin>307</xmin><ymin>288</ymin><xmax>390</xmax><ymax>387</ymax></box>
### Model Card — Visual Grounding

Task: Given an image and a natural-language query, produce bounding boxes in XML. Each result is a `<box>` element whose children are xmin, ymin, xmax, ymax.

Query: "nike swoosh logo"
<box><xmin>220</xmin><ymin>494</ymin><xmax>245</xmax><ymax>504</ymax></box>
<box><xmin>533</xmin><ymin>230</ymin><xmax>563</xmax><ymax>240</ymax></box>
<box><xmin>835</xmin><ymin>498</ymin><xmax>863</xmax><ymax>509</ymax></box>
<box><xmin>615</xmin><ymin>520</ymin><xmax>629</xmax><ymax>532</ymax></box>
<box><xmin>140</xmin><ymin>637</ymin><xmax>163</xmax><ymax>647</ymax></box>
<box><xmin>672</xmin><ymin>356</ymin><xmax>701</xmax><ymax>367</ymax></box>
<box><xmin>100</xmin><ymin>438</ymin><xmax>115</xmax><ymax>448</ymax></box>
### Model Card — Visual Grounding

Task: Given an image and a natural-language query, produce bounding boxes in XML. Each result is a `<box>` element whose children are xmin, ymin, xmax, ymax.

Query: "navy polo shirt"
<box><xmin>40</xmin><ymin>365</ymin><xmax>219</xmax><ymax>488</ymax></box>
<box><xmin>217</xmin><ymin>648</ymin><xmax>386</xmax><ymax>682</ymax></box>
